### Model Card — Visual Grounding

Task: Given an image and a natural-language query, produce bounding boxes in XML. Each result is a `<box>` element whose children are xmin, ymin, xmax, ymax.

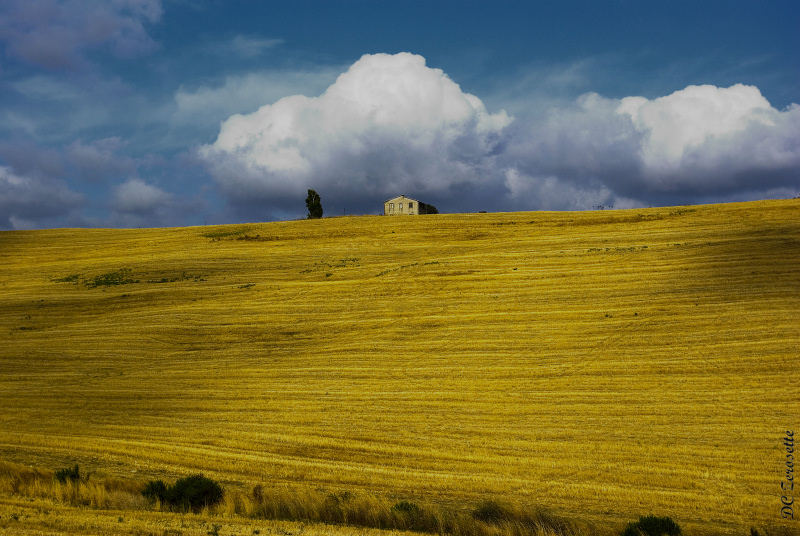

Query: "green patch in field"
<box><xmin>146</xmin><ymin>272</ymin><xmax>206</xmax><ymax>284</ymax></box>
<box><xmin>375</xmin><ymin>262</ymin><xmax>419</xmax><ymax>277</ymax></box>
<box><xmin>300</xmin><ymin>257</ymin><xmax>360</xmax><ymax>275</ymax></box>
<box><xmin>87</xmin><ymin>269</ymin><xmax>139</xmax><ymax>288</ymax></box>
<box><xmin>586</xmin><ymin>245</ymin><xmax>650</xmax><ymax>254</ymax></box>
<box><xmin>235</xmin><ymin>234</ymin><xmax>281</xmax><ymax>242</ymax></box>
<box><xmin>202</xmin><ymin>226</ymin><xmax>253</xmax><ymax>240</ymax></box>
<box><xmin>669</xmin><ymin>208</ymin><xmax>696</xmax><ymax>216</ymax></box>
<box><xmin>52</xmin><ymin>273</ymin><xmax>81</xmax><ymax>283</ymax></box>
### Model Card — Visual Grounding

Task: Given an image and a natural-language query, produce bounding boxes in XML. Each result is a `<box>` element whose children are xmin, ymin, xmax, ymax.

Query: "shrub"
<box><xmin>54</xmin><ymin>464</ymin><xmax>82</xmax><ymax>483</ymax></box>
<box><xmin>252</xmin><ymin>484</ymin><xmax>264</xmax><ymax>502</ymax></box>
<box><xmin>392</xmin><ymin>500</ymin><xmax>421</xmax><ymax>515</ymax></box>
<box><xmin>166</xmin><ymin>474</ymin><xmax>224</xmax><ymax>512</ymax></box>
<box><xmin>142</xmin><ymin>474</ymin><xmax>224</xmax><ymax>512</ymax></box>
<box><xmin>419</xmin><ymin>202</ymin><xmax>438</xmax><ymax>215</ymax></box>
<box><xmin>141</xmin><ymin>479</ymin><xmax>168</xmax><ymax>503</ymax></box>
<box><xmin>391</xmin><ymin>501</ymin><xmax>431</xmax><ymax>531</ymax></box>
<box><xmin>621</xmin><ymin>515</ymin><xmax>681</xmax><ymax>536</ymax></box>
<box><xmin>472</xmin><ymin>500</ymin><xmax>511</xmax><ymax>524</ymax></box>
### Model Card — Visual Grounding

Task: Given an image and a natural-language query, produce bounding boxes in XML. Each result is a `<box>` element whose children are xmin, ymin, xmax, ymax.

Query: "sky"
<box><xmin>0</xmin><ymin>0</ymin><xmax>798</xmax><ymax>229</ymax></box>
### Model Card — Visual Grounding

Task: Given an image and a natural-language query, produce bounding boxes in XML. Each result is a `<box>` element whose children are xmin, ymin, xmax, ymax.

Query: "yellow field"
<box><xmin>1</xmin><ymin>199</ymin><xmax>798</xmax><ymax>535</ymax></box>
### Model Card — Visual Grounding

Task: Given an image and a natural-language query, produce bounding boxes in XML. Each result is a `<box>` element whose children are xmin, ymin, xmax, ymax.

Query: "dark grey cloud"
<box><xmin>67</xmin><ymin>137</ymin><xmax>137</xmax><ymax>183</ymax></box>
<box><xmin>0</xmin><ymin>165</ymin><xmax>83</xmax><ymax>229</ymax></box>
<box><xmin>0</xmin><ymin>0</ymin><xmax>162</xmax><ymax>71</ymax></box>
<box><xmin>0</xmin><ymin>138</ymin><xmax>65</xmax><ymax>181</ymax></box>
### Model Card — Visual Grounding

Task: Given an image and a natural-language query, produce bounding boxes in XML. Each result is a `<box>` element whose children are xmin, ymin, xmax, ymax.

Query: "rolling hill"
<box><xmin>1</xmin><ymin>199</ymin><xmax>798</xmax><ymax>535</ymax></box>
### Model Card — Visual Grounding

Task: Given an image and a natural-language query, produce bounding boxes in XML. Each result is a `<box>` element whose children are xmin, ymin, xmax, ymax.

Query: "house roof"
<box><xmin>384</xmin><ymin>195</ymin><xmax>419</xmax><ymax>203</ymax></box>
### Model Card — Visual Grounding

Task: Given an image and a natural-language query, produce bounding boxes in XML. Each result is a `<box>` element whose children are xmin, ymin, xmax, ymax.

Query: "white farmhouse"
<box><xmin>384</xmin><ymin>195</ymin><xmax>419</xmax><ymax>215</ymax></box>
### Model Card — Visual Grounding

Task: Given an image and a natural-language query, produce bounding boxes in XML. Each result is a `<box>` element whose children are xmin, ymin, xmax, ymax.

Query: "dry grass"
<box><xmin>0</xmin><ymin>492</ymin><xmax>425</xmax><ymax>536</ymax></box>
<box><xmin>0</xmin><ymin>460</ymin><xmax>590</xmax><ymax>536</ymax></box>
<box><xmin>1</xmin><ymin>199</ymin><xmax>799</xmax><ymax>535</ymax></box>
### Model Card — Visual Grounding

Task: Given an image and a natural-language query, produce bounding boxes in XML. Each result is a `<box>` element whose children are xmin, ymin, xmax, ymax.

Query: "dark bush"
<box><xmin>621</xmin><ymin>515</ymin><xmax>681</xmax><ymax>536</ymax></box>
<box><xmin>252</xmin><ymin>484</ymin><xmax>264</xmax><ymax>502</ymax></box>
<box><xmin>54</xmin><ymin>464</ymin><xmax>81</xmax><ymax>483</ymax></box>
<box><xmin>142</xmin><ymin>474</ymin><xmax>224</xmax><ymax>512</ymax></box>
<box><xmin>391</xmin><ymin>501</ymin><xmax>431</xmax><ymax>531</ymax></box>
<box><xmin>141</xmin><ymin>479</ymin><xmax>168</xmax><ymax>503</ymax></box>
<box><xmin>472</xmin><ymin>500</ymin><xmax>511</xmax><ymax>524</ymax></box>
<box><xmin>166</xmin><ymin>474</ymin><xmax>224</xmax><ymax>512</ymax></box>
<box><xmin>419</xmin><ymin>202</ymin><xmax>438</xmax><ymax>215</ymax></box>
<box><xmin>392</xmin><ymin>500</ymin><xmax>421</xmax><ymax>515</ymax></box>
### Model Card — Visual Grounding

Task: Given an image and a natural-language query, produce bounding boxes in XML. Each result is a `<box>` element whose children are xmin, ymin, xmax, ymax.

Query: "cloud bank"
<box><xmin>201</xmin><ymin>53</ymin><xmax>799</xmax><ymax>217</ymax></box>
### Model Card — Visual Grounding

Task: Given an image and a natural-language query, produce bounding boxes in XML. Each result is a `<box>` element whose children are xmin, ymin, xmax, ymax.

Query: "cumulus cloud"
<box><xmin>0</xmin><ymin>0</ymin><xmax>162</xmax><ymax>70</ymax></box>
<box><xmin>199</xmin><ymin>53</ymin><xmax>799</xmax><ymax>217</ymax></box>
<box><xmin>109</xmin><ymin>177</ymin><xmax>207</xmax><ymax>228</ymax></box>
<box><xmin>0</xmin><ymin>165</ymin><xmax>83</xmax><ymax>229</ymax></box>
<box><xmin>505</xmin><ymin>84</ymin><xmax>800</xmax><ymax>205</ymax></box>
<box><xmin>616</xmin><ymin>84</ymin><xmax>800</xmax><ymax>191</ymax></box>
<box><xmin>173</xmin><ymin>68</ymin><xmax>340</xmax><ymax>132</ymax></box>
<box><xmin>200</xmin><ymin>52</ymin><xmax>511</xmax><ymax>214</ymax></box>
<box><xmin>113</xmin><ymin>177</ymin><xmax>171</xmax><ymax>214</ymax></box>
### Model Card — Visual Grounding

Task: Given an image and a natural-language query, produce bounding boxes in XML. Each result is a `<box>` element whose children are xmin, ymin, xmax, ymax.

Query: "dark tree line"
<box><xmin>418</xmin><ymin>202</ymin><xmax>438</xmax><ymax>214</ymax></box>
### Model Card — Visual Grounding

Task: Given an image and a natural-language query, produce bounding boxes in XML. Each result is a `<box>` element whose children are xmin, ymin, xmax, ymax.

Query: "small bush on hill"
<box><xmin>141</xmin><ymin>479</ymin><xmax>167</xmax><ymax>503</ymax></box>
<box><xmin>391</xmin><ymin>500</ymin><xmax>433</xmax><ymax>531</ymax></box>
<box><xmin>54</xmin><ymin>464</ymin><xmax>82</xmax><ymax>483</ymax></box>
<box><xmin>621</xmin><ymin>515</ymin><xmax>681</xmax><ymax>536</ymax></box>
<box><xmin>392</xmin><ymin>500</ymin><xmax>421</xmax><ymax>515</ymax></box>
<box><xmin>141</xmin><ymin>474</ymin><xmax>223</xmax><ymax>512</ymax></box>
<box><xmin>472</xmin><ymin>500</ymin><xmax>512</xmax><ymax>524</ymax></box>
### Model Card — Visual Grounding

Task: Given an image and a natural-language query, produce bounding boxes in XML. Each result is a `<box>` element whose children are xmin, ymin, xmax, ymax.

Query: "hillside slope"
<box><xmin>1</xmin><ymin>199</ymin><xmax>798</xmax><ymax>535</ymax></box>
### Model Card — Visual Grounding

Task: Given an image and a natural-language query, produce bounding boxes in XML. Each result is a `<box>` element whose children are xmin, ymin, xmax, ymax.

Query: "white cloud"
<box><xmin>113</xmin><ymin>177</ymin><xmax>171</xmax><ymax>214</ymax></box>
<box><xmin>618</xmin><ymin>84</ymin><xmax>778</xmax><ymax>171</ymax></box>
<box><xmin>173</xmin><ymin>68</ymin><xmax>340</xmax><ymax>129</ymax></box>
<box><xmin>198</xmin><ymin>52</ymin><xmax>799</xmax><ymax>217</ymax></box>
<box><xmin>505</xmin><ymin>84</ymin><xmax>800</xmax><ymax>202</ymax></box>
<box><xmin>200</xmin><ymin>52</ymin><xmax>511</xmax><ymax>211</ymax></box>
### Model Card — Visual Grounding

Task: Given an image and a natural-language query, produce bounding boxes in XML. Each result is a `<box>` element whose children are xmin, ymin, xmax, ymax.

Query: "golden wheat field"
<box><xmin>1</xmin><ymin>199</ymin><xmax>798</xmax><ymax>536</ymax></box>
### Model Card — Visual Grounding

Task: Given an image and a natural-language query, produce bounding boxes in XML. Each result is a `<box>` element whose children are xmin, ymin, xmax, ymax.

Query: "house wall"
<box><xmin>384</xmin><ymin>196</ymin><xmax>419</xmax><ymax>215</ymax></box>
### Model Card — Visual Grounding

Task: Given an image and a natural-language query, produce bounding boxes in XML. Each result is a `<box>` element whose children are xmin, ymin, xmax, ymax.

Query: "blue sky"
<box><xmin>0</xmin><ymin>0</ymin><xmax>798</xmax><ymax>229</ymax></box>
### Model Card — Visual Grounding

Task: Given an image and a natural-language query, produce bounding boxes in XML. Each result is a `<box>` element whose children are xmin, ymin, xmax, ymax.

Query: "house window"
<box><xmin>389</xmin><ymin>203</ymin><xmax>394</xmax><ymax>213</ymax></box>
<box><xmin>409</xmin><ymin>203</ymin><xmax>414</xmax><ymax>210</ymax></box>
<box><xmin>399</xmin><ymin>203</ymin><xmax>403</xmax><ymax>212</ymax></box>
